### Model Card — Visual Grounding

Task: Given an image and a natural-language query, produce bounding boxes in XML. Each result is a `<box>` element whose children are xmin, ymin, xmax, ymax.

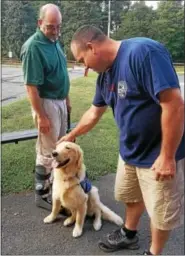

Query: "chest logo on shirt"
<box><xmin>118</xmin><ymin>81</ymin><xmax>127</xmax><ymax>98</ymax></box>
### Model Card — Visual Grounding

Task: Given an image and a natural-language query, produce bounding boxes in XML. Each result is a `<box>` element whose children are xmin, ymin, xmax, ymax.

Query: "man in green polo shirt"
<box><xmin>20</xmin><ymin>3</ymin><xmax>70</xmax><ymax>212</ymax></box>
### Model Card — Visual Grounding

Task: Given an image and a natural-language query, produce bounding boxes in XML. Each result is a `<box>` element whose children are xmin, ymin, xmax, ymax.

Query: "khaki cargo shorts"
<box><xmin>114</xmin><ymin>155</ymin><xmax>184</xmax><ymax>230</ymax></box>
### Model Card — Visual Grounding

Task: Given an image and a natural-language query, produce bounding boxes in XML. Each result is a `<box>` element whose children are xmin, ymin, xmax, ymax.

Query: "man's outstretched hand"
<box><xmin>57</xmin><ymin>132</ymin><xmax>76</xmax><ymax>145</ymax></box>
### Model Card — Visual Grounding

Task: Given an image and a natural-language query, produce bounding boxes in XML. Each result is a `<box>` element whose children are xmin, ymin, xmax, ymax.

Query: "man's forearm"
<box><xmin>160</xmin><ymin>103</ymin><xmax>184</xmax><ymax>158</ymax></box>
<box><xmin>26</xmin><ymin>85</ymin><xmax>46</xmax><ymax>117</ymax></box>
<box><xmin>71</xmin><ymin>106</ymin><xmax>106</xmax><ymax>137</ymax></box>
<box><xmin>71</xmin><ymin>110</ymin><xmax>99</xmax><ymax>137</ymax></box>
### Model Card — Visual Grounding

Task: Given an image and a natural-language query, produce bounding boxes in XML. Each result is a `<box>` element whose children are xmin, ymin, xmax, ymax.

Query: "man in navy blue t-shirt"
<box><xmin>58</xmin><ymin>26</ymin><xmax>184</xmax><ymax>255</ymax></box>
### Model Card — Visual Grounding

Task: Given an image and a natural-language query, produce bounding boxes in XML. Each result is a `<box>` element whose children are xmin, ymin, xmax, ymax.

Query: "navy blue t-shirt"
<box><xmin>93</xmin><ymin>37</ymin><xmax>185</xmax><ymax>167</ymax></box>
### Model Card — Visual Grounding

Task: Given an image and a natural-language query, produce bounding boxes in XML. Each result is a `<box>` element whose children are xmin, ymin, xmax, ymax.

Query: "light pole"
<box><xmin>107</xmin><ymin>0</ymin><xmax>111</xmax><ymax>37</ymax></box>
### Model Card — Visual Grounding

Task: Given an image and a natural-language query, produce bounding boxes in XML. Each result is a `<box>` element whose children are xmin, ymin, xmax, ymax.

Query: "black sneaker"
<box><xmin>98</xmin><ymin>228</ymin><xmax>139</xmax><ymax>252</ymax></box>
<box><xmin>35</xmin><ymin>194</ymin><xmax>52</xmax><ymax>211</ymax></box>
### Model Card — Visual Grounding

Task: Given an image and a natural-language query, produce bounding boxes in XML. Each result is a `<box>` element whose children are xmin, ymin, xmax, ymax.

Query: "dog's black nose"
<box><xmin>52</xmin><ymin>151</ymin><xmax>58</xmax><ymax>157</ymax></box>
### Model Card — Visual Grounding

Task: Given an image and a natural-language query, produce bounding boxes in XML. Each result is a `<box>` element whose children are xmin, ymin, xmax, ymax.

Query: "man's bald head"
<box><xmin>38</xmin><ymin>3</ymin><xmax>62</xmax><ymax>41</ymax></box>
<box><xmin>39</xmin><ymin>3</ymin><xmax>62</xmax><ymax>20</ymax></box>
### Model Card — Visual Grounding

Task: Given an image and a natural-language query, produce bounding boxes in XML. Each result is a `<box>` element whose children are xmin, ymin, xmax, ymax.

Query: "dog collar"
<box><xmin>63</xmin><ymin>175</ymin><xmax>79</xmax><ymax>182</ymax></box>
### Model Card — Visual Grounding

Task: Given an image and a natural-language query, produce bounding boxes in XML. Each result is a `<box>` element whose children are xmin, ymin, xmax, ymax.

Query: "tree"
<box><xmin>114</xmin><ymin>1</ymin><xmax>157</xmax><ymax>39</ymax></box>
<box><xmin>60</xmin><ymin>0</ymin><xmax>131</xmax><ymax>58</ymax></box>
<box><xmin>153</xmin><ymin>1</ymin><xmax>184</xmax><ymax>61</ymax></box>
<box><xmin>1</xmin><ymin>0</ymin><xmax>184</xmax><ymax>62</ymax></box>
<box><xmin>101</xmin><ymin>0</ymin><xmax>131</xmax><ymax>36</ymax></box>
<box><xmin>111</xmin><ymin>0</ymin><xmax>131</xmax><ymax>33</ymax></box>
<box><xmin>60</xmin><ymin>1</ymin><xmax>104</xmax><ymax>59</ymax></box>
<box><xmin>3</xmin><ymin>1</ymin><xmax>37</xmax><ymax>58</ymax></box>
<box><xmin>1</xmin><ymin>1</ymin><xmax>9</xmax><ymax>57</ymax></box>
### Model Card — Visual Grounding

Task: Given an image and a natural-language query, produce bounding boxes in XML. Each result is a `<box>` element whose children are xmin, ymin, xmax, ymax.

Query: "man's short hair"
<box><xmin>72</xmin><ymin>25</ymin><xmax>107</xmax><ymax>49</ymax></box>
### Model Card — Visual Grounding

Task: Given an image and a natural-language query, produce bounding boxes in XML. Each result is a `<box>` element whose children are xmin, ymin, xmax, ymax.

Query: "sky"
<box><xmin>132</xmin><ymin>1</ymin><xmax>158</xmax><ymax>9</ymax></box>
<box><xmin>145</xmin><ymin>1</ymin><xmax>158</xmax><ymax>9</ymax></box>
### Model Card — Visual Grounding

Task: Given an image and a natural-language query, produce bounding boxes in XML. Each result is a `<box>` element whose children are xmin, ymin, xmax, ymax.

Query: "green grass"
<box><xmin>174</xmin><ymin>65</ymin><xmax>184</xmax><ymax>74</ymax></box>
<box><xmin>2</xmin><ymin>72</ymin><xmax>119</xmax><ymax>195</ymax></box>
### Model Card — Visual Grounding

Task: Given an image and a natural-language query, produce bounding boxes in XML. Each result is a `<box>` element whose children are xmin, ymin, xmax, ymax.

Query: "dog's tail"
<box><xmin>99</xmin><ymin>202</ymin><xmax>123</xmax><ymax>226</ymax></box>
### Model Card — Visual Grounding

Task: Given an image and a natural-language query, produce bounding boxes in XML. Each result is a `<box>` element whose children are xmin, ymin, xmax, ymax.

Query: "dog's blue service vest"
<box><xmin>80</xmin><ymin>177</ymin><xmax>92</xmax><ymax>193</ymax></box>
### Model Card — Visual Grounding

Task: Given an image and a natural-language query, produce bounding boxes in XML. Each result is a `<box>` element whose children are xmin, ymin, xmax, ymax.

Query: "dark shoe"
<box><xmin>98</xmin><ymin>228</ymin><xmax>139</xmax><ymax>253</ymax></box>
<box><xmin>35</xmin><ymin>165</ymin><xmax>71</xmax><ymax>217</ymax></box>
<box><xmin>137</xmin><ymin>250</ymin><xmax>153</xmax><ymax>255</ymax></box>
<box><xmin>35</xmin><ymin>194</ymin><xmax>52</xmax><ymax>211</ymax></box>
<box><xmin>35</xmin><ymin>194</ymin><xmax>71</xmax><ymax>216</ymax></box>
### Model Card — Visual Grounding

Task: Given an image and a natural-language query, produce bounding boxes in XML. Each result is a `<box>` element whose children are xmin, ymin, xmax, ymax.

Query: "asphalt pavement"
<box><xmin>1</xmin><ymin>174</ymin><xmax>184</xmax><ymax>255</ymax></box>
<box><xmin>2</xmin><ymin>66</ymin><xmax>184</xmax><ymax>106</ymax></box>
<box><xmin>2</xmin><ymin>66</ymin><xmax>85</xmax><ymax>106</ymax></box>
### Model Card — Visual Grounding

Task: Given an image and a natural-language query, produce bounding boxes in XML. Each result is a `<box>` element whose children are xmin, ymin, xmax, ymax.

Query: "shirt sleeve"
<box><xmin>21</xmin><ymin>46</ymin><xmax>44</xmax><ymax>86</ymax></box>
<box><xmin>139</xmin><ymin>50</ymin><xmax>180</xmax><ymax>104</ymax></box>
<box><xmin>92</xmin><ymin>76</ymin><xmax>107</xmax><ymax>107</ymax></box>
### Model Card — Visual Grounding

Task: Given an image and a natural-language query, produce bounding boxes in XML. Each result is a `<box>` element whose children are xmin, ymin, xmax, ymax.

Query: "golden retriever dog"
<box><xmin>44</xmin><ymin>142</ymin><xmax>123</xmax><ymax>238</ymax></box>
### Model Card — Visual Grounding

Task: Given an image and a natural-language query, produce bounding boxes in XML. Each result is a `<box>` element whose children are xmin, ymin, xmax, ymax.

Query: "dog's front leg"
<box><xmin>72</xmin><ymin>202</ymin><xmax>87</xmax><ymax>238</ymax></box>
<box><xmin>64</xmin><ymin>210</ymin><xmax>76</xmax><ymax>227</ymax></box>
<box><xmin>43</xmin><ymin>199</ymin><xmax>61</xmax><ymax>223</ymax></box>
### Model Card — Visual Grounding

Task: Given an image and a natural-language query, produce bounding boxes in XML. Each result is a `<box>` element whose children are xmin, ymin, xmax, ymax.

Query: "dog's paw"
<box><xmin>43</xmin><ymin>214</ymin><xmax>55</xmax><ymax>224</ymax></box>
<box><xmin>93</xmin><ymin>218</ymin><xmax>102</xmax><ymax>231</ymax></box>
<box><xmin>63</xmin><ymin>217</ymin><xmax>75</xmax><ymax>227</ymax></box>
<box><xmin>115</xmin><ymin>216</ymin><xmax>124</xmax><ymax>226</ymax></box>
<box><xmin>72</xmin><ymin>226</ymin><xmax>83</xmax><ymax>238</ymax></box>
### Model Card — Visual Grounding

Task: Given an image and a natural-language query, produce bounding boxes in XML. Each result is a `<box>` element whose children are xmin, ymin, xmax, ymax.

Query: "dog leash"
<box><xmin>67</xmin><ymin>110</ymin><xmax>71</xmax><ymax>133</ymax></box>
<box><xmin>67</xmin><ymin>110</ymin><xmax>76</xmax><ymax>143</ymax></box>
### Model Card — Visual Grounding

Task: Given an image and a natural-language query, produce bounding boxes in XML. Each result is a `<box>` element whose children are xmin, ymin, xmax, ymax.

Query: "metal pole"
<box><xmin>107</xmin><ymin>0</ymin><xmax>111</xmax><ymax>37</ymax></box>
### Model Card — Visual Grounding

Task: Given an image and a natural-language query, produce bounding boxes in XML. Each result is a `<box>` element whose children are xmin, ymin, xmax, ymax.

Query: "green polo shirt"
<box><xmin>20</xmin><ymin>28</ymin><xmax>70</xmax><ymax>99</ymax></box>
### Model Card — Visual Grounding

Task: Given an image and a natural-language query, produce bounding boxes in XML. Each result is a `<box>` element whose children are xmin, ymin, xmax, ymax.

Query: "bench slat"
<box><xmin>1</xmin><ymin>129</ymin><xmax>38</xmax><ymax>144</ymax></box>
<box><xmin>1</xmin><ymin>123</ymin><xmax>77</xmax><ymax>145</ymax></box>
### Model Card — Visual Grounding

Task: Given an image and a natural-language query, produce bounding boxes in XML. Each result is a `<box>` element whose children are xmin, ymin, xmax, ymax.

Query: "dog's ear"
<box><xmin>76</xmin><ymin>146</ymin><xmax>83</xmax><ymax>169</ymax></box>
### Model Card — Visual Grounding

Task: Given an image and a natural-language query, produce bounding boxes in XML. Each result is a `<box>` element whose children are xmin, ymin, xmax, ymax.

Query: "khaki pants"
<box><xmin>32</xmin><ymin>98</ymin><xmax>67</xmax><ymax>171</ymax></box>
<box><xmin>115</xmin><ymin>155</ymin><xmax>184</xmax><ymax>230</ymax></box>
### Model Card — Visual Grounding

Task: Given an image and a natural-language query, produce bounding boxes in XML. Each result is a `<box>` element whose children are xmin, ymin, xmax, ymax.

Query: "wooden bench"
<box><xmin>1</xmin><ymin>123</ymin><xmax>77</xmax><ymax>145</ymax></box>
